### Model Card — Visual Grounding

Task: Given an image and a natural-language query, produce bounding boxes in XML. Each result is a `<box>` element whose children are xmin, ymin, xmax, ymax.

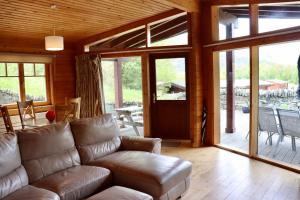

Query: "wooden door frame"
<box><xmin>149</xmin><ymin>52</ymin><xmax>190</xmax><ymax>139</ymax></box>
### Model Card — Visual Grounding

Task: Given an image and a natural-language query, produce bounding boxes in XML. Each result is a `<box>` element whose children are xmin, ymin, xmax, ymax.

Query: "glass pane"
<box><xmin>150</xmin><ymin>14</ymin><xmax>188</xmax><ymax>47</ymax></box>
<box><xmin>25</xmin><ymin>77</ymin><xmax>47</xmax><ymax>101</ymax></box>
<box><xmin>219</xmin><ymin>48</ymin><xmax>250</xmax><ymax>153</ymax></box>
<box><xmin>155</xmin><ymin>58</ymin><xmax>186</xmax><ymax>100</ymax></box>
<box><xmin>102</xmin><ymin>57</ymin><xmax>144</xmax><ymax>137</ymax></box>
<box><xmin>258</xmin><ymin>41</ymin><xmax>300</xmax><ymax>167</ymax></box>
<box><xmin>0</xmin><ymin>77</ymin><xmax>20</xmax><ymax>104</ymax></box>
<box><xmin>7</xmin><ymin>63</ymin><xmax>18</xmax><ymax>76</ymax></box>
<box><xmin>101</xmin><ymin>60</ymin><xmax>116</xmax><ymax>113</ymax></box>
<box><xmin>0</xmin><ymin>63</ymin><xmax>5</xmax><ymax>76</ymax></box>
<box><xmin>35</xmin><ymin>64</ymin><xmax>45</xmax><ymax>76</ymax></box>
<box><xmin>259</xmin><ymin>3</ymin><xmax>300</xmax><ymax>33</ymax></box>
<box><xmin>122</xmin><ymin>57</ymin><xmax>143</xmax><ymax>104</ymax></box>
<box><xmin>219</xmin><ymin>5</ymin><xmax>250</xmax><ymax>40</ymax></box>
<box><xmin>24</xmin><ymin>63</ymin><xmax>34</xmax><ymax>76</ymax></box>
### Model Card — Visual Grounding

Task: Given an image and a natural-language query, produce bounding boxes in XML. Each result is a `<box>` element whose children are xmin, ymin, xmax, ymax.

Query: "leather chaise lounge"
<box><xmin>0</xmin><ymin>114</ymin><xmax>192</xmax><ymax>200</ymax></box>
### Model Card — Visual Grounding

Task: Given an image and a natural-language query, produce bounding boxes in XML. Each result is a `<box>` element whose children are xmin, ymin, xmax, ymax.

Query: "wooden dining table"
<box><xmin>22</xmin><ymin>117</ymin><xmax>55</xmax><ymax>128</ymax></box>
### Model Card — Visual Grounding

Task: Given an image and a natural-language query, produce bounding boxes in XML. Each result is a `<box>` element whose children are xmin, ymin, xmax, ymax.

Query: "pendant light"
<box><xmin>45</xmin><ymin>4</ymin><xmax>64</xmax><ymax>51</ymax></box>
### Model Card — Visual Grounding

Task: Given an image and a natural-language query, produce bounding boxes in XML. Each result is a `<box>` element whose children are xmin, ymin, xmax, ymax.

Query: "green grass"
<box><xmin>104</xmin><ymin>86</ymin><xmax>142</xmax><ymax>104</ymax></box>
<box><xmin>0</xmin><ymin>77</ymin><xmax>46</xmax><ymax>98</ymax></box>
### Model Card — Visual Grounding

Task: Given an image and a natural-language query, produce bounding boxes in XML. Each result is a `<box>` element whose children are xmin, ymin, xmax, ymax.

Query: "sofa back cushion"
<box><xmin>0</xmin><ymin>134</ymin><xmax>28</xmax><ymax>198</ymax></box>
<box><xmin>70</xmin><ymin>114</ymin><xmax>121</xmax><ymax>164</ymax></box>
<box><xmin>17</xmin><ymin>122</ymin><xmax>80</xmax><ymax>183</ymax></box>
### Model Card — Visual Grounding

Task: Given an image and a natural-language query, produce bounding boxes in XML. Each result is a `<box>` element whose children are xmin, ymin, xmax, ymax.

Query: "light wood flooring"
<box><xmin>162</xmin><ymin>146</ymin><xmax>300</xmax><ymax>200</ymax></box>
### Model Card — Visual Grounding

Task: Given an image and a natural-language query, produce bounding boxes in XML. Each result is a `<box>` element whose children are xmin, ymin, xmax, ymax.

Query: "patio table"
<box><xmin>115</xmin><ymin>106</ymin><xmax>143</xmax><ymax>136</ymax></box>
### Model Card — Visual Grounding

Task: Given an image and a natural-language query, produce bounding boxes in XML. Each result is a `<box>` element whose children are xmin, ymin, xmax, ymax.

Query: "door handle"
<box><xmin>153</xmin><ymin>93</ymin><xmax>156</xmax><ymax>104</ymax></box>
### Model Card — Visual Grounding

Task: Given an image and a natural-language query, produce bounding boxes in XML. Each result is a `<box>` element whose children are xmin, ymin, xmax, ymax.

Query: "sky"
<box><xmin>219</xmin><ymin>18</ymin><xmax>300</xmax><ymax>67</ymax></box>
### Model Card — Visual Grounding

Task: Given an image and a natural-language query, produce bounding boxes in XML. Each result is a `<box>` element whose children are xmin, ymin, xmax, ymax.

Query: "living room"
<box><xmin>0</xmin><ymin>0</ymin><xmax>299</xmax><ymax>200</ymax></box>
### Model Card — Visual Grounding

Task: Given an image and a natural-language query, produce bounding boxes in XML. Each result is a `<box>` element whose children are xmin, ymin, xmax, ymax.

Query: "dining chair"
<box><xmin>17</xmin><ymin>100</ymin><xmax>36</xmax><ymax>129</ymax></box>
<box><xmin>0</xmin><ymin>106</ymin><xmax>14</xmax><ymax>133</ymax></box>
<box><xmin>65</xmin><ymin>97</ymin><xmax>81</xmax><ymax>120</ymax></box>
<box><xmin>55</xmin><ymin>97</ymin><xmax>81</xmax><ymax>122</ymax></box>
<box><xmin>276</xmin><ymin>109</ymin><xmax>300</xmax><ymax>151</ymax></box>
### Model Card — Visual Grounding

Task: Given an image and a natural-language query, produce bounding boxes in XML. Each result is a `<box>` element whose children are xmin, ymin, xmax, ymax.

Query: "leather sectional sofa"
<box><xmin>0</xmin><ymin>114</ymin><xmax>192</xmax><ymax>200</ymax></box>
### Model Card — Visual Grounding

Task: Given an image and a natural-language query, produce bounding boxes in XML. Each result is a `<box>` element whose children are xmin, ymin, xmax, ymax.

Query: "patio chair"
<box><xmin>17</xmin><ymin>100</ymin><xmax>36</xmax><ymax>129</ymax></box>
<box><xmin>276</xmin><ymin>109</ymin><xmax>300</xmax><ymax>151</ymax></box>
<box><xmin>258</xmin><ymin>107</ymin><xmax>280</xmax><ymax>145</ymax></box>
<box><xmin>0</xmin><ymin>106</ymin><xmax>14</xmax><ymax>133</ymax></box>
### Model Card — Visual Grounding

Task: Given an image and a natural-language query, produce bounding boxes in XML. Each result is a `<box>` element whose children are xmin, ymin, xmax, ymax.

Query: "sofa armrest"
<box><xmin>120</xmin><ymin>136</ymin><xmax>162</xmax><ymax>154</ymax></box>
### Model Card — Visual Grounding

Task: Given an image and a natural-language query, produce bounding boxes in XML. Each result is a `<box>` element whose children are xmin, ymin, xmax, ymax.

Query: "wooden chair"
<box><xmin>0</xmin><ymin>106</ymin><xmax>14</xmax><ymax>133</ymax></box>
<box><xmin>17</xmin><ymin>100</ymin><xmax>36</xmax><ymax>129</ymax></box>
<box><xmin>55</xmin><ymin>97</ymin><xmax>81</xmax><ymax>122</ymax></box>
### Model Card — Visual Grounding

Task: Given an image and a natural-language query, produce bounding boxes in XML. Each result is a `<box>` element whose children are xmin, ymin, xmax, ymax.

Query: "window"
<box><xmin>0</xmin><ymin>62</ymin><xmax>50</xmax><ymax>105</ymax></box>
<box><xmin>24</xmin><ymin>63</ymin><xmax>47</xmax><ymax>101</ymax></box>
<box><xmin>0</xmin><ymin>63</ymin><xmax>20</xmax><ymax>104</ymax></box>
<box><xmin>219</xmin><ymin>5</ymin><xmax>250</xmax><ymax>40</ymax></box>
<box><xmin>259</xmin><ymin>3</ymin><xmax>300</xmax><ymax>33</ymax></box>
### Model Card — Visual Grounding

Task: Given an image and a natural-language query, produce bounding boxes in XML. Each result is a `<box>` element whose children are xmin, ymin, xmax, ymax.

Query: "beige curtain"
<box><xmin>75</xmin><ymin>54</ymin><xmax>105</xmax><ymax>118</ymax></box>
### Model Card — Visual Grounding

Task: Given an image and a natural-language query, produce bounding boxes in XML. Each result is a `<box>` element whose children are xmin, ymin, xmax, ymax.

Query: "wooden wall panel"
<box><xmin>0</xmin><ymin>37</ymin><xmax>76</xmax><ymax>107</ymax></box>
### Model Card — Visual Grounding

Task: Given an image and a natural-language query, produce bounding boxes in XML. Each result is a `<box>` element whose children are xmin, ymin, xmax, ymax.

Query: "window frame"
<box><xmin>0</xmin><ymin>62</ymin><xmax>51</xmax><ymax>108</ymax></box>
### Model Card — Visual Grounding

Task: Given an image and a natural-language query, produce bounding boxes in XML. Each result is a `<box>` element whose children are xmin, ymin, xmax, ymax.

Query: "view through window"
<box><xmin>102</xmin><ymin>57</ymin><xmax>144</xmax><ymax>137</ymax></box>
<box><xmin>0</xmin><ymin>63</ymin><xmax>48</xmax><ymax>105</ymax></box>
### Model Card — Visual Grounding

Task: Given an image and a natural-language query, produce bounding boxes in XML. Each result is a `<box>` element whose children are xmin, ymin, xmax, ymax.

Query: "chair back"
<box><xmin>0</xmin><ymin>106</ymin><xmax>14</xmax><ymax>133</ymax></box>
<box><xmin>277</xmin><ymin>109</ymin><xmax>300</xmax><ymax>138</ymax></box>
<box><xmin>55</xmin><ymin>97</ymin><xmax>81</xmax><ymax>122</ymax></box>
<box><xmin>17</xmin><ymin>100</ymin><xmax>36</xmax><ymax>128</ymax></box>
<box><xmin>258</xmin><ymin>107</ymin><xmax>279</xmax><ymax>134</ymax></box>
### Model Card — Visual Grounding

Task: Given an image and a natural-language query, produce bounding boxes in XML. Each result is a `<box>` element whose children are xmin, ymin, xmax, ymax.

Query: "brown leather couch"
<box><xmin>70</xmin><ymin>114</ymin><xmax>192</xmax><ymax>200</ymax></box>
<box><xmin>16</xmin><ymin>123</ymin><xmax>112</xmax><ymax>200</ymax></box>
<box><xmin>1</xmin><ymin>114</ymin><xmax>192</xmax><ymax>200</ymax></box>
<box><xmin>0</xmin><ymin>134</ymin><xmax>59</xmax><ymax>200</ymax></box>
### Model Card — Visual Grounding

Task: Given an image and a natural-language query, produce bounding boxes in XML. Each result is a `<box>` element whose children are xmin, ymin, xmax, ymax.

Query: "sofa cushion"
<box><xmin>3</xmin><ymin>185</ymin><xmax>60</xmax><ymax>200</ymax></box>
<box><xmin>32</xmin><ymin>166</ymin><xmax>112</xmax><ymax>200</ymax></box>
<box><xmin>86</xmin><ymin>186</ymin><xmax>153</xmax><ymax>200</ymax></box>
<box><xmin>88</xmin><ymin>151</ymin><xmax>192</xmax><ymax>199</ymax></box>
<box><xmin>70</xmin><ymin>114</ymin><xmax>121</xmax><ymax>164</ymax></box>
<box><xmin>17</xmin><ymin>122</ymin><xmax>80</xmax><ymax>183</ymax></box>
<box><xmin>0</xmin><ymin>134</ymin><xmax>28</xmax><ymax>199</ymax></box>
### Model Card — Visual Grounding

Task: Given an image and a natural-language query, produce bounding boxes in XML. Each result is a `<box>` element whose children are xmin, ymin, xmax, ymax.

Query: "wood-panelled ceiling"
<box><xmin>0</xmin><ymin>0</ymin><xmax>175</xmax><ymax>42</ymax></box>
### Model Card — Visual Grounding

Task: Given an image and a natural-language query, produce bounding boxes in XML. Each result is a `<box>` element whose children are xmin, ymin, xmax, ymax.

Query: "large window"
<box><xmin>212</xmin><ymin>1</ymin><xmax>300</xmax><ymax>170</ymax></box>
<box><xmin>219</xmin><ymin>48</ymin><xmax>250</xmax><ymax>153</ymax></box>
<box><xmin>0</xmin><ymin>62</ymin><xmax>49</xmax><ymax>105</ymax></box>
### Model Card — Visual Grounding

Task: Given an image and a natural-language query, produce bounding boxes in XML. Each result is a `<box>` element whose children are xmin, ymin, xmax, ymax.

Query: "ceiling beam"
<box><xmin>78</xmin><ymin>9</ymin><xmax>183</xmax><ymax>50</ymax></box>
<box><xmin>155</xmin><ymin>0</ymin><xmax>199</xmax><ymax>12</ymax></box>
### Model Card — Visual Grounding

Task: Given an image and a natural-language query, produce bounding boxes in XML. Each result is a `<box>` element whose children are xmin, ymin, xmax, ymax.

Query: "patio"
<box><xmin>220</xmin><ymin>110</ymin><xmax>300</xmax><ymax>167</ymax></box>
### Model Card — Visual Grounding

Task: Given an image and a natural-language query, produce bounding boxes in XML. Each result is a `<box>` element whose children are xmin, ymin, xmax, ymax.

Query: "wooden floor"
<box><xmin>162</xmin><ymin>146</ymin><xmax>300</xmax><ymax>200</ymax></box>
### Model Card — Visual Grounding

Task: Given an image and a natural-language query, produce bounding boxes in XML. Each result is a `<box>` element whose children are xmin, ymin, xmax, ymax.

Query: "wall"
<box><xmin>0</xmin><ymin>36</ymin><xmax>76</xmax><ymax>105</ymax></box>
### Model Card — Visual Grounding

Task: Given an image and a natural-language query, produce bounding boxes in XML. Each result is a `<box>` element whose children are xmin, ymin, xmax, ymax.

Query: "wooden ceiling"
<box><xmin>0</xmin><ymin>0</ymin><xmax>176</xmax><ymax>42</ymax></box>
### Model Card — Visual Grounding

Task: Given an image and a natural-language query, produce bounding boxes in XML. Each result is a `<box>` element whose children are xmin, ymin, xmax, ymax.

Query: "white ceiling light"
<box><xmin>45</xmin><ymin>4</ymin><xmax>64</xmax><ymax>51</ymax></box>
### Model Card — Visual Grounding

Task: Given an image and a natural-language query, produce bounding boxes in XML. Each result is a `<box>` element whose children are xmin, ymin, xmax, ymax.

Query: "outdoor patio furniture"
<box><xmin>115</xmin><ymin>106</ymin><xmax>143</xmax><ymax>136</ymax></box>
<box><xmin>245</xmin><ymin>107</ymin><xmax>279</xmax><ymax>145</ymax></box>
<box><xmin>258</xmin><ymin>107</ymin><xmax>281</xmax><ymax>145</ymax></box>
<box><xmin>276</xmin><ymin>109</ymin><xmax>300</xmax><ymax>151</ymax></box>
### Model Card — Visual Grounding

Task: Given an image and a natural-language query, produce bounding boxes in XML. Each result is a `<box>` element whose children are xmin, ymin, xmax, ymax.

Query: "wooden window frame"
<box><xmin>0</xmin><ymin>62</ymin><xmax>51</xmax><ymax>109</ymax></box>
<box><xmin>209</xmin><ymin>1</ymin><xmax>300</xmax><ymax>172</ymax></box>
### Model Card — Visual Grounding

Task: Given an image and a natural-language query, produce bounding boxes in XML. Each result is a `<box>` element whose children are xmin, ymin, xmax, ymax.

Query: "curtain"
<box><xmin>75</xmin><ymin>54</ymin><xmax>105</xmax><ymax>118</ymax></box>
